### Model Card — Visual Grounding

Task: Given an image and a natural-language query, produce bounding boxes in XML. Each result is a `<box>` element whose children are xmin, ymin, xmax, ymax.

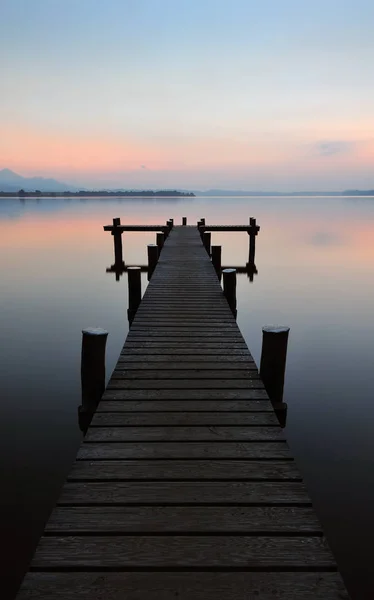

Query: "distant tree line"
<box><xmin>0</xmin><ymin>189</ymin><xmax>195</xmax><ymax>198</ymax></box>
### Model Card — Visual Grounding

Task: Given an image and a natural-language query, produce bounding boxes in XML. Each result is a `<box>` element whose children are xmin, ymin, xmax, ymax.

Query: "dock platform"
<box><xmin>17</xmin><ymin>226</ymin><xmax>349</xmax><ymax>599</ymax></box>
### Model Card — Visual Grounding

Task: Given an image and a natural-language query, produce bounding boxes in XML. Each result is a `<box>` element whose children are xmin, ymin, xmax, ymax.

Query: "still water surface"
<box><xmin>1</xmin><ymin>196</ymin><xmax>374</xmax><ymax>599</ymax></box>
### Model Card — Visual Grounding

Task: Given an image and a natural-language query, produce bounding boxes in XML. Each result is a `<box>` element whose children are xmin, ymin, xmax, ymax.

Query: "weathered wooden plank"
<box><xmin>116</xmin><ymin>360</ymin><xmax>256</xmax><ymax>368</ymax></box>
<box><xmin>97</xmin><ymin>400</ymin><xmax>272</xmax><ymax>411</ymax></box>
<box><xmin>17</xmin><ymin>572</ymin><xmax>350</xmax><ymax>600</ymax></box>
<box><xmin>101</xmin><ymin>390</ymin><xmax>269</xmax><ymax>400</ymax></box>
<box><xmin>90</xmin><ymin>412</ymin><xmax>278</xmax><ymax>426</ymax></box>
<box><xmin>122</xmin><ymin>343</ymin><xmax>248</xmax><ymax>349</ymax></box>
<box><xmin>111</xmin><ymin>369</ymin><xmax>258</xmax><ymax>379</ymax></box>
<box><xmin>31</xmin><ymin>536</ymin><xmax>334</xmax><ymax>568</ymax></box>
<box><xmin>107</xmin><ymin>379</ymin><xmax>263</xmax><ymax>389</ymax></box>
<box><xmin>84</xmin><ymin>426</ymin><xmax>282</xmax><ymax>442</ymax></box>
<box><xmin>46</xmin><ymin>506</ymin><xmax>320</xmax><ymax>533</ymax></box>
<box><xmin>120</xmin><ymin>348</ymin><xmax>252</xmax><ymax>356</ymax></box>
<box><xmin>77</xmin><ymin>442</ymin><xmax>290</xmax><ymax>460</ymax></box>
<box><xmin>68</xmin><ymin>460</ymin><xmax>301</xmax><ymax>480</ymax></box>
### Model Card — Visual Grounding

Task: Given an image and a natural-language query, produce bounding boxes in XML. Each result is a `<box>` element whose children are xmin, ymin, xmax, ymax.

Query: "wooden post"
<box><xmin>80</xmin><ymin>327</ymin><xmax>108</xmax><ymax>413</ymax></box>
<box><xmin>156</xmin><ymin>231</ymin><xmax>165</xmax><ymax>254</ymax></box>
<box><xmin>260</xmin><ymin>326</ymin><xmax>290</xmax><ymax>404</ymax></box>
<box><xmin>147</xmin><ymin>244</ymin><xmax>158</xmax><ymax>280</ymax></box>
<box><xmin>167</xmin><ymin>219</ymin><xmax>173</xmax><ymax>232</ymax></box>
<box><xmin>111</xmin><ymin>217</ymin><xmax>124</xmax><ymax>266</ymax></box>
<box><xmin>222</xmin><ymin>268</ymin><xmax>237</xmax><ymax>315</ymax></box>
<box><xmin>200</xmin><ymin>218</ymin><xmax>206</xmax><ymax>226</ymax></box>
<box><xmin>127</xmin><ymin>266</ymin><xmax>141</xmax><ymax>325</ymax></box>
<box><xmin>211</xmin><ymin>245</ymin><xmax>222</xmax><ymax>274</ymax></box>
<box><xmin>182</xmin><ymin>217</ymin><xmax>187</xmax><ymax>226</ymax></box>
<box><xmin>203</xmin><ymin>231</ymin><xmax>211</xmax><ymax>255</ymax></box>
<box><xmin>169</xmin><ymin>218</ymin><xmax>174</xmax><ymax>228</ymax></box>
<box><xmin>248</xmin><ymin>217</ymin><xmax>259</xmax><ymax>265</ymax></box>
<box><xmin>197</xmin><ymin>220</ymin><xmax>202</xmax><ymax>228</ymax></box>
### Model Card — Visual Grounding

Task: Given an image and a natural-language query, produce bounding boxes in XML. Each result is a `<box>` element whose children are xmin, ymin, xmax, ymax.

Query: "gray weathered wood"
<box><xmin>68</xmin><ymin>460</ymin><xmax>301</xmax><ymax>480</ymax></box>
<box><xmin>31</xmin><ymin>535</ymin><xmax>334</xmax><ymax>568</ymax></box>
<box><xmin>97</xmin><ymin>399</ymin><xmax>272</xmax><ymax>411</ymax></box>
<box><xmin>17</xmin><ymin>572</ymin><xmax>350</xmax><ymax>600</ymax></box>
<box><xmin>90</xmin><ymin>412</ymin><xmax>278</xmax><ymax>426</ymax></box>
<box><xmin>77</xmin><ymin>442</ymin><xmax>290</xmax><ymax>460</ymax></box>
<box><xmin>46</xmin><ymin>506</ymin><xmax>320</xmax><ymax>532</ymax></box>
<box><xmin>84</xmin><ymin>426</ymin><xmax>283</xmax><ymax>442</ymax></box>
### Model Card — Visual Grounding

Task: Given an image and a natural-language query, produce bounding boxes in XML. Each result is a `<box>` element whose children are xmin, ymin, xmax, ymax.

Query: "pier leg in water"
<box><xmin>147</xmin><ymin>244</ymin><xmax>159</xmax><ymax>280</ymax></box>
<box><xmin>79</xmin><ymin>327</ymin><xmax>108</xmax><ymax>433</ymax></box>
<box><xmin>260</xmin><ymin>325</ymin><xmax>290</xmax><ymax>427</ymax></box>
<box><xmin>247</xmin><ymin>217</ymin><xmax>260</xmax><ymax>265</ymax></box>
<box><xmin>203</xmin><ymin>231</ymin><xmax>211</xmax><ymax>256</ymax></box>
<box><xmin>127</xmin><ymin>266</ymin><xmax>142</xmax><ymax>325</ymax></box>
<box><xmin>156</xmin><ymin>232</ymin><xmax>165</xmax><ymax>255</ymax></box>
<box><xmin>182</xmin><ymin>217</ymin><xmax>187</xmax><ymax>225</ymax></box>
<box><xmin>211</xmin><ymin>245</ymin><xmax>222</xmax><ymax>277</ymax></box>
<box><xmin>222</xmin><ymin>268</ymin><xmax>237</xmax><ymax>318</ymax></box>
<box><xmin>111</xmin><ymin>217</ymin><xmax>125</xmax><ymax>268</ymax></box>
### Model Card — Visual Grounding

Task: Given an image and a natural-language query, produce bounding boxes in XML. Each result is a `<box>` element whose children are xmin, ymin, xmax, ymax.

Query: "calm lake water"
<box><xmin>1</xmin><ymin>195</ymin><xmax>374</xmax><ymax>599</ymax></box>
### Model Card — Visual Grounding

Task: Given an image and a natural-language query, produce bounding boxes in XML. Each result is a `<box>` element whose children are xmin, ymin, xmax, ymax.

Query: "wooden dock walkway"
<box><xmin>18</xmin><ymin>226</ymin><xmax>349</xmax><ymax>599</ymax></box>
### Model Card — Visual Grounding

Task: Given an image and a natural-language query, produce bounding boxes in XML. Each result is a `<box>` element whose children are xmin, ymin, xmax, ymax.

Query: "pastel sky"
<box><xmin>1</xmin><ymin>0</ymin><xmax>374</xmax><ymax>190</ymax></box>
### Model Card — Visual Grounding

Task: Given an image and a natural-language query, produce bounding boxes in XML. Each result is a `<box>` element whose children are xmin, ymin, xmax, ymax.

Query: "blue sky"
<box><xmin>1</xmin><ymin>0</ymin><xmax>374</xmax><ymax>190</ymax></box>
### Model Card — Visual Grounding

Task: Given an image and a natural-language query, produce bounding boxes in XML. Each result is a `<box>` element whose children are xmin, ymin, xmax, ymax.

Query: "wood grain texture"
<box><xmin>90</xmin><ymin>412</ymin><xmax>278</xmax><ymax>426</ymax></box>
<box><xmin>107</xmin><ymin>379</ymin><xmax>264</xmax><ymax>389</ymax></box>
<box><xmin>68</xmin><ymin>460</ymin><xmax>301</xmax><ymax>481</ymax></box>
<box><xmin>96</xmin><ymin>400</ymin><xmax>273</xmax><ymax>411</ymax></box>
<box><xmin>17</xmin><ymin>572</ymin><xmax>350</xmax><ymax>600</ymax></box>
<box><xmin>77</xmin><ymin>442</ymin><xmax>291</xmax><ymax>460</ymax></box>
<box><xmin>46</xmin><ymin>506</ymin><xmax>321</xmax><ymax>533</ymax></box>
<box><xmin>31</xmin><ymin>535</ymin><xmax>334</xmax><ymax>568</ymax></box>
<box><xmin>84</xmin><ymin>426</ymin><xmax>283</xmax><ymax>442</ymax></box>
<box><xmin>58</xmin><ymin>481</ymin><xmax>309</xmax><ymax>504</ymax></box>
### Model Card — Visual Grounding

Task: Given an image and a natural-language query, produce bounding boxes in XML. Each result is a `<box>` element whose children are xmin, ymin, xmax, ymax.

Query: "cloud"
<box><xmin>313</xmin><ymin>141</ymin><xmax>354</xmax><ymax>157</ymax></box>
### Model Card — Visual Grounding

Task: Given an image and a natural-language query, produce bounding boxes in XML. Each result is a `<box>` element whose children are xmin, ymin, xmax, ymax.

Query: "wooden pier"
<box><xmin>17</xmin><ymin>225</ymin><xmax>349</xmax><ymax>599</ymax></box>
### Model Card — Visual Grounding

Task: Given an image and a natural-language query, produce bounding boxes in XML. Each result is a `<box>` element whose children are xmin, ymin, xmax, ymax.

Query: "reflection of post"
<box><xmin>182</xmin><ymin>217</ymin><xmax>187</xmax><ymax>226</ymax></box>
<box><xmin>260</xmin><ymin>326</ymin><xmax>290</xmax><ymax>404</ymax></box>
<box><xmin>203</xmin><ymin>231</ymin><xmax>211</xmax><ymax>255</ymax></box>
<box><xmin>79</xmin><ymin>327</ymin><xmax>108</xmax><ymax>433</ymax></box>
<box><xmin>127</xmin><ymin>267</ymin><xmax>142</xmax><ymax>325</ymax></box>
<box><xmin>111</xmin><ymin>218</ymin><xmax>124</xmax><ymax>266</ymax></box>
<box><xmin>211</xmin><ymin>245</ymin><xmax>222</xmax><ymax>275</ymax></box>
<box><xmin>156</xmin><ymin>232</ymin><xmax>165</xmax><ymax>255</ymax></box>
<box><xmin>147</xmin><ymin>244</ymin><xmax>158</xmax><ymax>280</ymax></box>
<box><xmin>222</xmin><ymin>268</ymin><xmax>237</xmax><ymax>317</ymax></box>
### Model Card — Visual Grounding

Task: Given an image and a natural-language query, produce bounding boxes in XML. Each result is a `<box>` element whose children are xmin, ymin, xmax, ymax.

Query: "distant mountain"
<box><xmin>0</xmin><ymin>169</ymin><xmax>79</xmax><ymax>192</ymax></box>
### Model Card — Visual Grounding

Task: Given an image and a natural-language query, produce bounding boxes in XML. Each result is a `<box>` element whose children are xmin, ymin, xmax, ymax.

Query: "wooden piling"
<box><xmin>156</xmin><ymin>232</ymin><xmax>165</xmax><ymax>254</ymax></box>
<box><xmin>248</xmin><ymin>217</ymin><xmax>258</xmax><ymax>264</ymax></box>
<box><xmin>211</xmin><ymin>245</ymin><xmax>222</xmax><ymax>274</ymax></box>
<box><xmin>80</xmin><ymin>327</ymin><xmax>108</xmax><ymax>413</ymax></box>
<box><xmin>147</xmin><ymin>244</ymin><xmax>159</xmax><ymax>279</ymax></box>
<box><xmin>127</xmin><ymin>267</ymin><xmax>142</xmax><ymax>325</ymax></box>
<box><xmin>112</xmin><ymin>218</ymin><xmax>124</xmax><ymax>266</ymax></box>
<box><xmin>260</xmin><ymin>326</ymin><xmax>290</xmax><ymax>404</ymax></box>
<box><xmin>203</xmin><ymin>231</ymin><xmax>211</xmax><ymax>255</ymax></box>
<box><xmin>182</xmin><ymin>217</ymin><xmax>187</xmax><ymax>226</ymax></box>
<box><xmin>200</xmin><ymin>218</ymin><xmax>206</xmax><ymax>226</ymax></box>
<box><xmin>222</xmin><ymin>268</ymin><xmax>237</xmax><ymax>315</ymax></box>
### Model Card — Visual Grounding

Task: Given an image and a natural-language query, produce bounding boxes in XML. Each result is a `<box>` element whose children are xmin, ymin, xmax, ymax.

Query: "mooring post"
<box><xmin>156</xmin><ymin>231</ymin><xmax>165</xmax><ymax>254</ymax></box>
<box><xmin>169</xmin><ymin>218</ymin><xmax>174</xmax><ymax>228</ymax></box>
<box><xmin>80</xmin><ymin>327</ymin><xmax>108</xmax><ymax>414</ymax></box>
<box><xmin>211</xmin><ymin>245</ymin><xmax>222</xmax><ymax>275</ymax></box>
<box><xmin>203</xmin><ymin>231</ymin><xmax>211</xmax><ymax>255</ymax></box>
<box><xmin>147</xmin><ymin>244</ymin><xmax>159</xmax><ymax>280</ymax></box>
<box><xmin>200</xmin><ymin>218</ymin><xmax>206</xmax><ymax>226</ymax></box>
<box><xmin>111</xmin><ymin>217</ymin><xmax>124</xmax><ymax>266</ymax></box>
<box><xmin>248</xmin><ymin>217</ymin><xmax>259</xmax><ymax>264</ymax></box>
<box><xmin>260</xmin><ymin>326</ymin><xmax>290</xmax><ymax>404</ymax></box>
<box><xmin>167</xmin><ymin>219</ymin><xmax>173</xmax><ymax>232</ymax></box>
<box><xmin>199</xmin><ymin>218</ymin><xmax>205</xmax><ymax>240</ymax></box>
<box><xmin>222</xmin><ymin>268</ymin><xmax>237</xmax><ymax>316</ymax></box>
<box><xmin>127</xmin><ymin>266</ymin><xmax>142</xmax><ymax>325</ymax></box>
<box><xmin>182</xmin><ymin>217</ymin><xmax>187</xmax><ymax>226</ymax></box>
